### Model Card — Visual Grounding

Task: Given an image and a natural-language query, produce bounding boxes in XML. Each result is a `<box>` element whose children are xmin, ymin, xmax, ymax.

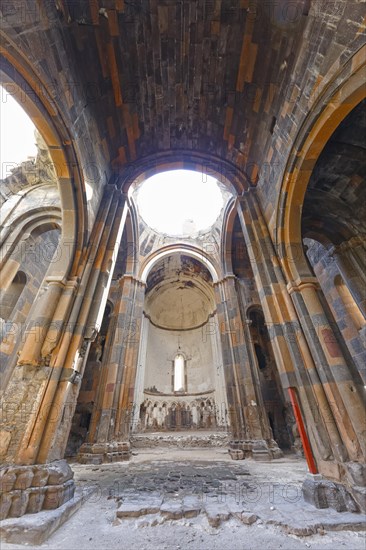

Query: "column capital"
<box><xmin>213</xmin><ymin>273</ymin><xmax>237</xmax><ymax>287</ymax></box>
<box><xmin>119</xmin><ymin>274</ymin><xmax>146</xmax><ymax>287</ymax></box>
<box><xmin>334</xmin><ymin>235</ymin><xmax>366</xmax><ymax>254</ymax></box>
<box><xmin>64</xmin><ymin>276</ymin><xmax>80</xmax><ymax>290</ymax></box>
<box><xmin>44</xmin><ymin>276</ymin><xmax>66</xmax><ymax>288</ymax></box>
<box><xmin>287</xmin><ymin>277</ymin><xmax>320</xmax><ymax>294</ymax></box>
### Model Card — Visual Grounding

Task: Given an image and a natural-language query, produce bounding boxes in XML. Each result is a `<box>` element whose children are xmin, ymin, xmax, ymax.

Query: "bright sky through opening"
<box><xmin>136</xmin><ymin>170</ymin><xmax>223</xmax><ymax>236</ymax></box>
<box><xmin>1</xmin><ymin>87</ymin><xmax>37</xmax><ymax>179</ymax></box>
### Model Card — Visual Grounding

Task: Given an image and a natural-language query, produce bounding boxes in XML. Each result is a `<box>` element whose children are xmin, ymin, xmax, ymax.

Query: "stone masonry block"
<box><xmin>47</xmin><ymin>460</ymin><xmax>74</xmax><ymax>485</ymax></box>
<box><xmin>0</xmin><ymin>469</ymin><xmax>16</xmax><ymax>492</ymax></box>
<box><xmin>8</xmin><ymin>490</ymin><xmax>29</xmax><ymax>518</ymax></box>
<box><xmin>32</xmin><ymin>465</ymin><xmax>49</xmax><ymax>487</ymax></box>
<box><xmin>14</xmin><ymin>468</ymin><xmax>34</xmax><ymax>490</ymax></box>
<box><xmin>0</xmin><ymin>492</ymin><xmax>12</xmax><ymax>520</ymax></box>
<box><xmin>43</xmin><ymin>480</ymin><xmax>75</xmax><ymax>510</ymax></box>
<box><xmin>26</xmin><ymin>487</ymin><xmax>47</xmax><ymax>514</ymax></box>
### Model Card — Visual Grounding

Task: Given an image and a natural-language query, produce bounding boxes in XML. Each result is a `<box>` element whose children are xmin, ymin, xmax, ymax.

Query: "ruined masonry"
<box><xmin>0</xmin><ymin>0</ymin><xmax>365</xmax><ymax>535</ymax></box>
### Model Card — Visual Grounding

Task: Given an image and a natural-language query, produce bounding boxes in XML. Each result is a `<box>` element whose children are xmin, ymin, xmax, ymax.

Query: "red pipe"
<box><xmin>288</xmin><ymin>387</ymin><xmax>318</xmax><ymax>474</ymax></box>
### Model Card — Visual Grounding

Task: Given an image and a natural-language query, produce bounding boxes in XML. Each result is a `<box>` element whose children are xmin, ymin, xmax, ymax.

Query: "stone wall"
<box><xmin>305</xmin><ymin>239</ymin><xmax>366</xmax><ymax>382</ymax></box>
<box><xmin>143</xmin><ymin>323</ymin><xmax>215</xmax><ymax>395</ymax></box>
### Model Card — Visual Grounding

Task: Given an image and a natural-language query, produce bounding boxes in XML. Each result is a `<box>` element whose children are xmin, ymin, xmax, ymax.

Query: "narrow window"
<box><xmin>174</xmin><ymin>353</ymin><xmax>185</xmax><ymax>392</ymax></box>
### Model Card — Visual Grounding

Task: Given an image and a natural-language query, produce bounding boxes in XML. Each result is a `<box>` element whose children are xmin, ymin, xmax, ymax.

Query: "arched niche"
<box><xmin>140</xmin><ymin>245</ymin><xmax>220</xmax><ymax>284</ymax></box>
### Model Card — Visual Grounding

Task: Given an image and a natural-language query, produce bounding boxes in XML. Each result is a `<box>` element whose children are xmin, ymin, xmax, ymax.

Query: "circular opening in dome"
<box><xmin>135</xmin><ymin>170</ymin><xmax>224</xmax><ymax>236</ymax></box>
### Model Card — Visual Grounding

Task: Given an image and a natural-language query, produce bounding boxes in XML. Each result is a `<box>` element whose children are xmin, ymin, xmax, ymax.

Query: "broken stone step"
<box><xmin>204</xmin><ymin>503</ymin><xmax>231</xmax><ymax>527</ymax></box>
<box><xmin>160</xmin><ymin>500</ymin><xmax>184</xmax><ymax>519</ymax></box>
<box><xmin>182</xmin><ymin>496</ymin><xmax>202</xmax><ymax>518</ymax></box>
<box><xmin>117</xmin><ymin>496</ymin><xmax>163</xmax><ymax>518</ymax></box>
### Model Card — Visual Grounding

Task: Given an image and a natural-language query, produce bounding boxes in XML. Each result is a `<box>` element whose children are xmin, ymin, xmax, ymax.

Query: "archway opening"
<box><xmin>302</xmin><ymin>99</ymin><xmax>366</xmax><ymax>383</ymax></box>
<box><xmin>133</xmin><ymin>251</ymin><xmax>228</xmax><ymax>433</ymax></box>
<box><xmin>0</xmin><ymin>85</ymin><xmax>37</xmax><ymax>178</ymax></box>
<box><xmin>0</xmin><ymin>85</ymin><xmax>63</xmax><ymax>385</ymax></box>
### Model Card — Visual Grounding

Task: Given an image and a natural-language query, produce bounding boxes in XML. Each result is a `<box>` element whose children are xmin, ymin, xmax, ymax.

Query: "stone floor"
<box><xmin>2</xmin><ymin>447</ymin><xmax>365</xmax><ymax>549</ymax></box>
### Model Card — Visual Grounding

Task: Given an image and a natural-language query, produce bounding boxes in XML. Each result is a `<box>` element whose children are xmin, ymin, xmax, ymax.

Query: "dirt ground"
<box><xmin>2</xmin><ymin>448</ymin><xmax>365</xmax><ymax>550</ymax></box>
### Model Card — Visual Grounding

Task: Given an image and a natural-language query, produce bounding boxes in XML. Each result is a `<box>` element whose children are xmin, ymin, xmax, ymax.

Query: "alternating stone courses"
<box><xmin>0</xmin><ymin>460</ymin><xmax>74</xmax><ymax>520</ymax></box>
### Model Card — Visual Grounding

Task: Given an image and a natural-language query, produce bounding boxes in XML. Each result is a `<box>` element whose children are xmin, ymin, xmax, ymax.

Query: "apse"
<box><xmin>132</xmin><ymin>252</ymin><xmax>228</xmax><ymax>432</ymax></box>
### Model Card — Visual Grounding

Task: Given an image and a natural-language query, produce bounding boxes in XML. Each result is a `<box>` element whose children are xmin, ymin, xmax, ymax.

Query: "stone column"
<box><xmin>331</xmin><ymin>236</ymin><xmax>366</xmax><ymax>319</ymax></box>
<box><xmin>0</xmin><ymin>259</ymin><xmax>20</xmax><ymax>292</ymax></box>
<box><xmin>209</xmin><ymin>313</ymin><xmax>229</xmax><ymax>429</ymax></box>
<box><xmin>236</xmin><ymin>191</ymin><xmax>349</xmax><ymax>473</ymax></box>
<box><xmin>288</xmin><ymin>279</ymin><xmax>366</xmax><ymax>512</ymax></box>
<box><xmin>237</xmin><ymin>191</ymin><xmax>366</xmax><ymax>512</ymax></box>
<box><xmin>287</xmin><ymin>279</ymin><xmax>366</xmax><ymax>463</ymax></box>
<box><xmin>131</xmin><ymin>314</ymin><xmax>150</xmax><ymax>432</ymax></box>
<box><xmin>78</xmin><ymin>275</ymin><xmax>145</xmax><ymax>463</ymax></box>
<box><xmin>0</xmin><ymin>186</ymin><xmax>127</xmax><ymax>518</ymax></box>
<box><xmin>35</xmin><ymin>190</ymin><xmax>128</xmax><ymax>464</ymax></box>
<box><xmin>214</xmin><ymin>276</ymin><xmax>279</xmax><ymax>460</ymax></box>
<box><xmin>235</xmin><ymin>278</ymin><xmax>283</xmax><ymax>457</ymax></box>
<box><xmin>114</xmin><ymin>277</ymin><xmax>145</xmax><ymax>440</ymax></box>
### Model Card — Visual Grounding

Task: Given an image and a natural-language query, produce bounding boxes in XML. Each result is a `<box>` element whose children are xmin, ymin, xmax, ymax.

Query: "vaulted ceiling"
<box><xmin>1</xmin><ymin>0</ymin><xmax>364</xmax><ymax>227</ymax></box>
<box><xmin>59</xmin><ymin>0</ymin><xmax>307</xmax><ymax>166</ymax></box>
<box><xmin>302</xmin><ymin>99</ymin><xmax>366</xmax><ymax>245</ymax></box>
<box><xmin>145</xmin><ymin>253</ymin><xmax>215</xmax><ymax>330</ymax></box>
<box><xmin>1</xmin><ymin>0</ymin><xmax>309</xmax><ymax>179</ymax></box>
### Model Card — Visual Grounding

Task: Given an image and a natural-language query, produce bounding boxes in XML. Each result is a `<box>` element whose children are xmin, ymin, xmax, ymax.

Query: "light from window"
<box><xmin>136</xmin><ymin>170</ymin><xmax>224</xmax><ymax>236</ymax></box>
<box><xmin>174</xmin><ymin>353</ymin><xmax>185</xmax><ymax>392</ymax></box>
<box><xmin>0</xmin><ymin>86</ymin><xmax>37</xmax><ymax>178</ymax></box>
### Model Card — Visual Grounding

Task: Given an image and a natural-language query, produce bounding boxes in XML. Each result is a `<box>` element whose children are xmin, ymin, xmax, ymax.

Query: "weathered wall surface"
<box><xmin>0</xmin><ymin>228</ymin><xmax>61</xmax><ymax>379</ymax></box>
<box><xmin>143</xmin><ymin>322</ymin><xmax>215</xmax><ymax>395</ymax></box>
<box><xmin>306</xmin><ymin>239</ymin><xmax>366</xmax><ymax>382</ymax></box>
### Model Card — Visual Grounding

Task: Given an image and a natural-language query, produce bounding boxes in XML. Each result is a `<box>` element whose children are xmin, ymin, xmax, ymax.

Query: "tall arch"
<box><xmin>118</xmin><ymin>152</ymin><xmax>246</xmax><ymax>196</ymax></box>
<box><xmin>276</xmin><ymin>45</ymin><xmax>366</xmax><ymax>284</ymax></box>
<box><xmin>140</xmin><ymin>245</ymin><xmax>220</xmax><ymax>284</ymax></box>
<box><xmin>0</xmin><ymin>52</ymin><xmax>86</xmax><ymax>279</ymax></box>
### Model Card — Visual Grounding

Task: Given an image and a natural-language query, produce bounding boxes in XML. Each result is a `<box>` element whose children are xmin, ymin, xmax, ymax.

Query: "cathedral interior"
<box><xmin>0</xmin><ymin>0</ymin><xmax>365</xmax><ymax>546</ymax></box>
